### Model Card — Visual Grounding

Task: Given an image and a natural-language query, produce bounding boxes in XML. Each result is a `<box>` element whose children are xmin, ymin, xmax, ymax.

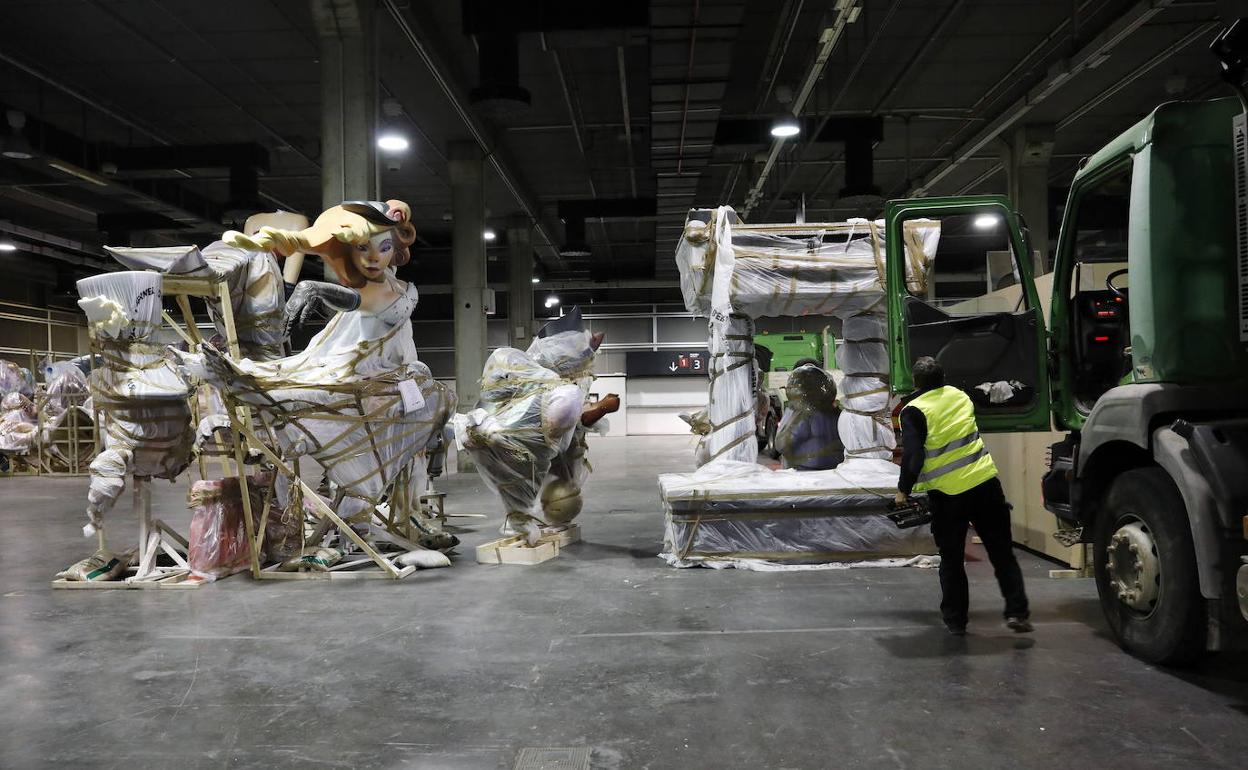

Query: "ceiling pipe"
<box><xmin>741</xmin><ymin>1</ymin><xmax>863</xmax><ymax>217</ymax></box>
<box><xmin>911</xmin><ymin>0</ymin><xmax>1177</xmax><ymax>196</ymax></box>
<box><xmin>381</xmin><ymin>0</ymin><xmax>563</xmax><ymax>270</ymax></box>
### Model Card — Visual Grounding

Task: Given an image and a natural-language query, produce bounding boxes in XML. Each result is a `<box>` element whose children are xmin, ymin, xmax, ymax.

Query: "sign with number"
<box><xmin>625</xmin><ymin>350</ymin><xmax>710</xmax><ymax>376</ymax></box>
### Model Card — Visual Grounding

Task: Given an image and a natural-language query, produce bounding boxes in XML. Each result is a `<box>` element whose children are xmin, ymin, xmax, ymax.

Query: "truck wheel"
<box><xmin>1093</xmin><ymin>468</ymin><xmax>1206</xmax><ymax>665</ymax></box>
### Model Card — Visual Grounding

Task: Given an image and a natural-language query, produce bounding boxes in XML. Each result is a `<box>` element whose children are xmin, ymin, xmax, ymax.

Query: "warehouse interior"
<box><xmin>3</xmin><ymin>0</ymin><xmax>1248</xmax><ymax>767</ymax></box>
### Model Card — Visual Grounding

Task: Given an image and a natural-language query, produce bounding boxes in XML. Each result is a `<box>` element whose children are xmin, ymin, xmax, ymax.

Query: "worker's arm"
<box><xmin>896</xmin><ymin>406</ymin><xmax>927</xmax><ymax>498</ymax></box>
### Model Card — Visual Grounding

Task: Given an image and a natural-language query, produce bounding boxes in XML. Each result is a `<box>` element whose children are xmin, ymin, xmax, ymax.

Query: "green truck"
<box><xmin>879</xmin><ymin>23</ymin><xmax>1248</xmax><ymax>665</ymax></box>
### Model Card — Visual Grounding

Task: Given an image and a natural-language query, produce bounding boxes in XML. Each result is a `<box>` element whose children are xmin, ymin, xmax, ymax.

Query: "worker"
<box><xmin>775</xmin><ymin>363</ymin><xmax>843</xmax><ymax>470</ymax></box>
<box><xmin>895</xmin><ymin>356</ymin><xmax>1031</xmax><ymax>636</ymax></box>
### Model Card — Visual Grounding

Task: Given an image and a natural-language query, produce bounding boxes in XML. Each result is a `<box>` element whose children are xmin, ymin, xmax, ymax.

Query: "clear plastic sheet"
<box><xmin>186</xmin><ymin>475</ymin><xmax>263</xmax><ymax>581</ymax></box>
<box><xmin>0</xmin><ymin>392</ymin><xmax>37</xmax><ymax>453</ymax></box>
<box><xmin>180</xmin><ymin>278</ymin><xmax>455</xmax><ymax>523</ymax></box>
<box><xmin>0</xmin><ymin>361</ymin><xmax>35</xmax><ymax>397</ymax></box>
<box><xmin>658</xmin><ymin>459</ymin><xmax>935</xmax><ymax>568</ymax></box>
<box><xmin>105</xmin><ymin>243</ymin><xmax>286</xmax><ymax>360</ymax></box>
<box><xmin>774</xmin><ymin>365</ymin><xmax>842</xmax><ymax>470</ymax></box>
<box><xmin>452</xmin><ymin>330</ymin><xmax>597</xmax><ymax>531</ymax></box>
<box><xmin>676</xmin><ymin>207</ymin><xmax>940</xmax><ymax>322</ymax></box>
<box><xmin>75</xmin><ymin>271</ymin><xmax>194</xmax><ymax>533</ymax></box>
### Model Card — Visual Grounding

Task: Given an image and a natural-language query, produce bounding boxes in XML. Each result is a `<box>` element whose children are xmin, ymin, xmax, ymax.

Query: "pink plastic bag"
<box><xmin>187</xmin><ymin>475</ymin><xmax>263</xmax><ymax>581</ymax></box>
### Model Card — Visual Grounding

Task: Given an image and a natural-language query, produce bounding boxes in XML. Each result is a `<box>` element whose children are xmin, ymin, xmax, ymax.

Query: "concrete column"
<box><xmin>1001</xmin><ymin>124</ymin><xmax>1054</xmax><ymax>275</ymax></box>
<box><xmin>506</xmin><ymin>215</ymin><xmax>534</xmax><ymax>347</ymax></box>
<box><xmin>315</xmin><ymin>0</ymin><xmax>376</xmax><ymax>273</ymax></box>
<box><xmin>450</xmin><ymin>141</ymin><xmax>488</xmax><ymax>469</ymax></box>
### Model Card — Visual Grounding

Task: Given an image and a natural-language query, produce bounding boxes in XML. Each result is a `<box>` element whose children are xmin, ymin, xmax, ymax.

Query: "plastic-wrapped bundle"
<box><xmin>76</xmin><ymin>272</ymin><xmax>193</xmax><ymax>534</ymax></box>
<box><xmin>42</xmin><ymin>360</ymin><xmax>90</xmax><ymax>416</ymax></box>
<box><xmin>677</xmin><ymin>207</ymin><xmax>939</xmax><ymax>321</ymax></box>
<box><xmin>0</xmin><ymin>392</ymin><xmax>37</xmax><ymax>453</ymax></box>
<box><xmin>180</xmin><ymin>280</ymin><xmax>456</xmax><ymax>524</ymax></box>
<box><xmin>105</xmin><ymin>243</ymin><xmax>286</xmax><ymax>360</ymax></box>
<box><xmin>0</xmin><ymin>361</ymin><xmax>35</xmax><ymax>397</ymax></box>
<box><xmin>705</xmin><ymin>314</ymin><xmax>757</xmax><ymax>464</ymax></box>
<box><xmin>836</xmin><ymin>313</ymin><xmax>895</xmax><ymax>461</ymax></box>
<box><xmin>775</xmin><ymin>364</ymin><xmax>843</xmax><ymax>470</ymax></box>
<box><xmin>453</xmin><ymin>345</ymin><xmax>585</xmax><ymax>515</ymax></box>
<box><xmin>659</xmin><ymin>459</ymin><xmax>934</xmax><ymax>568</ymax></box>
<box><xmin>187</xmin><ymin>475</ymin><xmax>265</xmax><ymax>581</ymax></box>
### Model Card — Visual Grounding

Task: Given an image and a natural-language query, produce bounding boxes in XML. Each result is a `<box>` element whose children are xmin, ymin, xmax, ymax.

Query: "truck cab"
<box><xmin>883</xmin><ymin>97</ymin><xmax>1248</xmax><ymax>664</ymax></box>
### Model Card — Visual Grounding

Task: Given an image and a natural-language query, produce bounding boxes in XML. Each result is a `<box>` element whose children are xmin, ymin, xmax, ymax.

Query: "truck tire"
<box><xmin>1093</xmin><ymin>468</ymin><xmax>1206</xmax><ymax>666</ymax></box>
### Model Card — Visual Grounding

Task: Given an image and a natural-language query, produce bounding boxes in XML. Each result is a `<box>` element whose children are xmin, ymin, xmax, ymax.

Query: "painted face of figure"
<box><xmin>351</xmin><ymin>231</ymin><xmax>395</xmax><ymax>283</ymax></box>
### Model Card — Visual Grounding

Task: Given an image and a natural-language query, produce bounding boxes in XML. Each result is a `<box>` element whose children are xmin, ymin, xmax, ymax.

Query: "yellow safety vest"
<box><xmin>908</xmin><ymin>386</ymin><xmax>998</xmax><ymax>496</ymax></box>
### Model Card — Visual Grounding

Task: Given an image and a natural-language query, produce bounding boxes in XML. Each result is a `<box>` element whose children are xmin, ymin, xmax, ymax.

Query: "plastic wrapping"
<box><xmin>774</xmin><ymin>365</ymin><xmax>842</xmax><ymax>470</ymax></box>
<box><xmin>181</xmin><ymin>276</ymin><xmax>455</xmax><ymax>523</ymax></box>
<box><xmin>677</xmin><ymin>207</ymin><xmax>940</xmax><ymax>321</ymax></box>
<box><xmin>706</xmin><ymin>314</ymin><xmax>757</xmax><ymax>464</ymax></box>
<box><xmin>187</xmin><ymin>476</ymin><xmax>262</xmax><ymax>581</ymax></box>
<box><xmin>75</xmin><ymin>271</ymin><xmax>194</xmax><ymax>532</ymax></box>
<box><xmin>451</xmin><ymin>329</ymin><xmax>597</xmax><ymax>537</ymax></box>
<box><xmin>0</xmin><ymin>361</ymin><xmax>35</xmax><ymax>397</ymax></box>
<box><xmin>105</xmin><ymin>243</ymin><xmax>286</xmax><ymax>360</ymax></box>
<box><xmin>0</xmin><ymin>392</ymin><xmax>37</xmax><ymax>453</ymax></box>
<box><xmin>659</xmin><ymin>458</ymin><xmax>935</xmax><ymax>568</ymax></box>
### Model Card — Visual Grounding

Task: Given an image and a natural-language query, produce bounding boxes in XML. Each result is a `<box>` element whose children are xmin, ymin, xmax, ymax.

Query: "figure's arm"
<box><xmin>282</xmin><ymin>281</ymin><xmax>361</xmax><ymax>338</ymax></box>
<box><xmin>581</xmin><ymin>393</ymin><xmax>620</xmax><ymax>427</ymax></box>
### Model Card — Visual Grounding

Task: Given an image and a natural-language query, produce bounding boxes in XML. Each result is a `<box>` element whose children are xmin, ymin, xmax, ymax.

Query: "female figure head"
<box><xmin>225</xmin><ymin>199</ymin><xmax>417</xmax><ymax>289</ymax></box>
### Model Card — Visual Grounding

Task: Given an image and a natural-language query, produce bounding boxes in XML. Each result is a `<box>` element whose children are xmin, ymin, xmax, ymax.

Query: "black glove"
<box><xmin>283</xmin><ymin>281</ymin><xmax>361</xmax><ymax>339</ymax></box>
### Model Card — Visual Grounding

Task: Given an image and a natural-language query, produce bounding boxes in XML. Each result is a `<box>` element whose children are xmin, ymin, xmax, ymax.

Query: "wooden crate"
<box><xmin>475</xmin><ymin>524</ymin><xmax>581</xmax><ymax>566</ymax></box>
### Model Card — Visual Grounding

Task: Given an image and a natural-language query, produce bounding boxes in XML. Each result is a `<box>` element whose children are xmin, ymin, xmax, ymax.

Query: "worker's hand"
<box><xmin>894</xmin><ymin>491</ymin><xmax>909</xmax><ymax>506</ymax></box>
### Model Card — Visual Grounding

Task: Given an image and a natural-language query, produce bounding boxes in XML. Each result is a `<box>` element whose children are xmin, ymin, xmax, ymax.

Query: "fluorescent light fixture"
<box><xmin>1</xmin><ymin>147</ymin><xmax>34</xmax><ymax>160</ymax></box>
<box><xmin>531</xmin><ymin>276</ymin><xmax>540</xmax><ymax>283</ymax></box>
<box><xmin>483</xmin><ymin>228</ymin><xmax>496</xmax><ymax>241</ymax></box>
<box><xmin>770</xmin><ymin>116</ymin><xmax>800</xmax><ymax>138</ymax></box>
<box><xmin>47</xmin><ymin>160</ymin><xmax>108</xmax><ymax>186</ymax></box>
<box><xmin>974</xmin><ymin>214</ymin><xmax>1000</xmax><ymax>230</ymax></box>
<box><xmin>0</xmin><ymin>242</ymin><xmax>16</xmax><ymax>252</ymax></box>
<box><xmin>377</xmin><ymin>134</ymin><xmax>409</xmax><ymax>152</ymax></box>
<box><xmin>544</xmin><ymin>294</ymin><xmax>560</xmax><ymax>308</ymax></box>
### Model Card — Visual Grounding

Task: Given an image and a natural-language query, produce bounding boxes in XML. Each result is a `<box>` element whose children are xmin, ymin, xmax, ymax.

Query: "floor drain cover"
<box><xmin>514</xmin><ymin>747</ymin><xmax>591</xmax><ymax>770</ymax></box>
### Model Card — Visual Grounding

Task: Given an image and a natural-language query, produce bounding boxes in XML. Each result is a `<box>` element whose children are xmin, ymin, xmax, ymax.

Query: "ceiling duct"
<box><xmin>557</xmin><ymin>197</ymin><xmax>656</xmax><ymax>259</ymax></box>
<box><xmin>835</xmin><ymin>117</ymin><xmax>883</xmax><ymax>207</ymax></box>
<box><xmin>470</xmin><ymin>32</ymin><xmax>532</xmax><ymax>120</ymax></box>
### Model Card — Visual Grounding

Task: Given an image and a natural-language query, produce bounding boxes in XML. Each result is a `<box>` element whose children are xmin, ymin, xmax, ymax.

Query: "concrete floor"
<box><xmin>2</xmin><ymin>435</ymin><xmax>1247</xmax><ymax>769</ymax></box>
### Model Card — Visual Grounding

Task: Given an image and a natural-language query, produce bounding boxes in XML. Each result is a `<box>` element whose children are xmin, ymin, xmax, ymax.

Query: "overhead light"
<box><xmin>483</xmin><ymin>228</ymin><xmax>496</xmax><ymax>242</ymax></box>
<box><xmin>0</xmin><ymin>242</ymin><xmax>17</xmax><ymax>252</ymax></box>
<box><xmin>377</xmin><ymin>134</ymin><xmax>409</xmax><ymax>152</ymax></box>
<box><xmin>530</xmin><ymin>276</ymin><xmax>540</xmax><ymax>284</ymax></box>
<box><xmin>974</xmin><ymin>214</ymin><xmax>1001</xmax><ymax>230</ymax></box>
<box><xmin>2</xmin><ymin>110</ymin><xmax>35</xmax><ymax>160</ymax></box>
<box><xmin>544</xmin><ymin>294</ymin><xmax>560</xmax><ymax>308</ymax></box>
<box><xmin>770</xmin><ymin>116</ymin><xmax>801</xmax><ymax>138</ymax></box>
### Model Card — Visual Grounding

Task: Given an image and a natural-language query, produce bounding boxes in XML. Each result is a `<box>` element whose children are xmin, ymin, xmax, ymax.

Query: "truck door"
<box><xmin>885</xmin><ymin>195</ymin><xmax>1051</xmax><ymax>432</ymax></box>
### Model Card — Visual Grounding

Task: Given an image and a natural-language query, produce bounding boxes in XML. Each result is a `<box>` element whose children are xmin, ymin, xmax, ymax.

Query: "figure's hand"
<box><xmin>599</xmin><ymin>393</ymin><xmax>621</xmax><ymax>414</ymax></box>
<box><xmin>894</xmin><ymin>491</ymin><xmax>909</xmax><ymax>506</ymax></box>
<box><xmin>282</xmin><ymin>281</ymin><xmax>360</xmax><ymax>339</ymax></box>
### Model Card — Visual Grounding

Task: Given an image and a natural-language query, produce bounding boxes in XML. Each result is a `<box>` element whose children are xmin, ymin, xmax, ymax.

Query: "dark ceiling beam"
<box><xmin>381</xmin><ymin>0</ymin><xmax>564</xmax><ymax>271</ymax></box>
<box><xmin>911</xmin><ymin>0</ymin><xmax>1178</xmax><ymax>195</ymax></box>
<box><xmin>107</xmin><ymin>144</ymin><xmax>270</xmax><ymax>173</ymax></box>
<box><xmin>461</xmin><ymin>0</ymin><xmax>647</xmax><ymax>34</ymax></box>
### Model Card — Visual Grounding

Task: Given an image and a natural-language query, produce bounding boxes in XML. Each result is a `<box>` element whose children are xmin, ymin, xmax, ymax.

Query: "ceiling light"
<box><xmin>377</xmin><ymin>134</ymin><xmax>409</xmax><ymax>152</ymax></box>
<box><xmin>974</xmin><ymin>214</ymin><xmax>1000</xmax><ymax>230</ymax></box>
<box><xmin>544</xmin><ymin>294</ymin><xmax>560</xmax><ymax>308</ymax></box>
<box><xmin>531</xmin><ymin>276</ymin><xmax>540</xmax><ymax>284</ymax></box>
<box><xmin>770</xmin><ymin>116</ymin><xmax>800</xmax><ymax>138</ymax></box>
<box><xmin>483</xmin><ymin>228</ymin><xmax>496</xmax><ymax>241</ymax></box>
<box><xmin>0</xmin><ymin>242</ymin><xmax>16</xmax><ymax>252</ymax></box>
<box><xmin>2</xmin><ymin>110</ymin><xmax>35</xmax><ymax>160</ymax></box>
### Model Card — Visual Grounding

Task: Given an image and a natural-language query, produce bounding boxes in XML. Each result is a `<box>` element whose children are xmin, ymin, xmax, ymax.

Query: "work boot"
<box><xmin>944</xmin><ymin>621</ymin><xmax>967</xmax><ymax>636</ymax></box>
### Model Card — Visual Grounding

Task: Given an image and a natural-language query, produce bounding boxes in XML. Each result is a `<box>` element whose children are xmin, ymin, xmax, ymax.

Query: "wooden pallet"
<box><xmin>475</xmin><ymin>524</ymin><xmax>581</xmax><ymax>565</ymax></box>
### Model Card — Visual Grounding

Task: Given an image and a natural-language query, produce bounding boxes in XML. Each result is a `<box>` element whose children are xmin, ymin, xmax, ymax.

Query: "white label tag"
<box><xmin>398</xmin><ymin>379</ymin><xmax>425</xmax><ymax>413</ymax></box>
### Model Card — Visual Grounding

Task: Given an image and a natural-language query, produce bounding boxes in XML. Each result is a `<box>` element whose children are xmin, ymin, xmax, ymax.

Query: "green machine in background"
<box><xmin>753</xmin><ymin>331</ymin><xmax>836</xmax><ymax>372</ymax></box>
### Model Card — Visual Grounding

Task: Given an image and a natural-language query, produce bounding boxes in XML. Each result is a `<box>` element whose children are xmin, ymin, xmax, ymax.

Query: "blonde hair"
<box><xmin>224</xmin><ymin>200</ymin><xmax>416</xmax><ymax>289</ymax></box>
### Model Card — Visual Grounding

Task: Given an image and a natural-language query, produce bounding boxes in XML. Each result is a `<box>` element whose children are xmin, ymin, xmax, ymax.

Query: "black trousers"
<box><xmin>928</xmin><ymin>476</ymin><xmax>1029</xmax><ymax>626</ymax></box>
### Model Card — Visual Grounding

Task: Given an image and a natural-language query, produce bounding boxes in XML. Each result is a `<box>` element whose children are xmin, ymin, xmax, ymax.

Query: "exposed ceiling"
<box><xmin>0</xmin><ymin>0</ymin><xmax>1234</xmax><ymax>316</ymax></box>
